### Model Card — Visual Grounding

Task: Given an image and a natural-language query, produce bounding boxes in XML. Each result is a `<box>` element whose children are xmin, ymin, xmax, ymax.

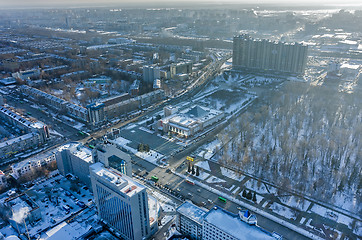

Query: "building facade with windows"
<box><xmin>176</xmin><ymin>203</ymin><xmax>281</xmax><ymax>240</ymax></box>
<box><xmin>0</xmin><ymin>106</ymin><xmax>49</xmax><ymax>160</ymax></box>
<box><xmin>158</xmin><ymin>105</ymin><xmax>224</xmax><ymax>138</ymax></box>
<box><xmin>176</xmin><ymin>201</ymin><xmax>207</xmax><ymax>240</ymax></box>
<box><xmin>90</xmin><ymin>162</ymin><xmax>153</xmax><ymax>240</ymax></box>
<box><xmin>94</xmin><ymin>141</ymin><xmax>132</xmax><ymax>177</ymax></box>
<box><xmin>233</xmin><ymin>34</ymin><xmax>308</xmax><ymax>75</ymax></box>
<box><xmin>56</xmin><ymin>142</ymin><xmax>94</xmax><ymax>187</ymax></box>
<box><xmin>11</xmin><ymin>150</ymin><xmax>56</xmax><ymax>179</ymax></box>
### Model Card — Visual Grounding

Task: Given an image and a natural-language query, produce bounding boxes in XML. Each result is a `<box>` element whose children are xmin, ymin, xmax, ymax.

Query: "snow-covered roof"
<box><xmin>57</xmin><ymin>142</ymin><xmax>93</xmax><ymax>163</ymax></box>
<box><xmin>163</xmin><ymin>105</ymin><xmax>223</xmax><ymax>128</ymax></box>
<box><xmin>90</xmin><ymin>163</ymin><xmax>145</xmax><ymax>197</ymax></box>
<box><xmin>0</xmin><ymin>133</ymin><xmax>37</xmax><ymax>149</ymax></box>
<box><xmin>12</xmin><ymin>150</ymin><xmax>55</xmax><ymax>170</ymax></box>
<box><xmin>177</xmin><ymin>201</ymin><xmax>207</xmax><ymax>224</ymax></box>
<box><xmin>204</xmin><ymin>206</ymin><xmax>277</xmax><ymax>240</ymax></box>
<box><xmin>44</xmin><ymin>221</ymin><xmax>92</xmax><ymax>240</ymax></box>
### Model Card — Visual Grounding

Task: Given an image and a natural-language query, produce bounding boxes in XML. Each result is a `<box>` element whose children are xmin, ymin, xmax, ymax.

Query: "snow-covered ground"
<box><xmin>220</xmin><ymin>167</ymin><xmax>244</xmax><ymax>182</ymax></box>
<box><xmin>243</xmin><ymin>179</ymin><xmax>277</xmax><ymax>194</ymax></box>
<box><xmin>195</xmin><ymin>161</ymin><xmax>211</xmax><ymax>171</ymax></box>
<box><xmin>135</xmin><ymin>150</ymin><xmax>164</xmax><ymax>165</ymax></box>
<box><xmin>197</xmin><ymin>139</ymin><xmax>221</xmax><ymax>160</ymax></box>
<box><xmin>206</xmin><ymin>175</ymin><xmax>226</xmax><ymax>184</ymax></box>
<box><xmin>139</xmin><ymin>126</ymin><xmax>155</xmax><ymax>134</ymax></box>
<box><xmin>173</xmin><ymin>170</ymin><xmax>324</xmax><ymax>240</ymax></box>
<box><xmin>268</xmin><ymin>202</ymin><xmax>296</xmax><ymax>220</ymax></box>
<box><xmin>280</xmin><ymin>196</ymin><xmax>311</xmax><ymax>212</ymax></box>
<box><xmin>309</xmin><ymin>204</ymin><xmax>355</xmax><ymax>228</ymax></box>
<box><xmin>0</xmin><ymin>172</ymin><xmax>96</xmax><ymax>239</ymax></box>
<box><xmin>192</xmin><ymin>171</ymin><xmax>210</xmax><ymax>180</ymax></box>
<box><xmin>160</xmin><ymin>203</ymin><xmax>175</xmax><ymax>213</ymax></box>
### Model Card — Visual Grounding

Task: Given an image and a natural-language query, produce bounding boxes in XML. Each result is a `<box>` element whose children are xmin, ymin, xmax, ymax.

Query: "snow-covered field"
<box><xmin>269</xmin><ymin>202</ymin><xmax>296</xmax><ymax>220</ymax></box>
<box><xmin>195</xmin><ymin>161</ymin><xmax>211</xmax><ymax>171</ymax></box>
<box><xmin>192</xmin><ymin>171</ymin><xmax>210</xmax><ymax>180</ymax></box>
<box><xmin>280</xmin><ymin>196</ymin><xmax>311</xmax><ymax>212</ymax></box>
<box><xmin>220</xmin><ymin>167</ymin><xmax>244</xmax><ymax>182</ymax></box>
<box><xmin>309</xmin><ymin>204</ymin><xmax>355</xmax><ymax>228</ymax></box>
<box><xmin>206</xmin><ymin>175</ymin><xmax>226</xmax><ymax>184</ymax></box>
<box><xmin>243</xmin><ymin>179</ymin><xmax>277</xmax><ymax>195</ymax></box>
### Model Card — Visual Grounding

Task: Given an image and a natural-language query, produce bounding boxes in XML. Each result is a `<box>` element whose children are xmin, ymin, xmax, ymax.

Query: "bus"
<box><xmin>218</xmin><ymin>196</ymin><xmax>226</xmax><ymax>203</ymax></box>
<box><xmin>78</xmin><ymin>131</ymin><xmax>85</xmax><ymax>136</ymax></box>
<box><xmin>151</xmin><ymin>176</ymin><xmax>159</xmax><ymax>182</ymax></box>
<box><xmin>185</xmin><ymin>179</ymin><xmax>195</xmax><ymax>185</ymax></box>
<box><xmin>88</xmin><ymin>145</ymin><xmax>95</xmax><ymax>149</ymax></box>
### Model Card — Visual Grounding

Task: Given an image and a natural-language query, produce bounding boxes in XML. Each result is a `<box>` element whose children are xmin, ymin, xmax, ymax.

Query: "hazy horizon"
<box><xmin>1</xmin><ymin>0</ymin><xmax>362</xmax><ymax>9</ymax></box>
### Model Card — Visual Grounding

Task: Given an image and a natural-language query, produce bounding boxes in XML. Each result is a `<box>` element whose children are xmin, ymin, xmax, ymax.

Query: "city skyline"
<box><xmin>1</xmin><ymin>0</ymin><xmax>362</xmax><ymax>9</ymax></box>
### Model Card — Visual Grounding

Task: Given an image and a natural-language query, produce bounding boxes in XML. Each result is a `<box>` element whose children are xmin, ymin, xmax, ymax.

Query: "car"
<box><xmin>77</xmin><ymin>201</ymin><xmax>86</xmax><ymax>208</ymax></box>
<box><xmin>187</xmin><ymin>193</ymin><xmax>193</xmax><ymax>197</ymax></box>
<box><xmin>208</xmin><ymin>199</ymin><xmax>213</xmax><ymax>204</ymax></box>
<box><xmin>197</xmin><ymin>189</ymin><xmax>201</xmax><ymax>192</ymax></box>
<box><xmin>176</xmin><ymin>188</ymin><xmax>181</xmax><ymax>192</ymax></box>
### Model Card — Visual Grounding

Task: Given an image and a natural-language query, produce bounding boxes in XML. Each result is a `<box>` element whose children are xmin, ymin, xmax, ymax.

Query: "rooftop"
<box><xmin>57</xmin><ymin>143</ymin><xmax>93</xmax><ymax>163</ymax></box>
<box><xmin>204</xmin><ymin>206</ymin><xmax>277</xmax><ymax>240</ymax></box>
<box><xmin>90</xmin><ymin>162</ymin><xmax>144</xmax><ymax>197</ymax></box>
<box><xmin>177</xmin><ymin>201</ymin><xmax>207</xmax><ymax>224</ymax></box>
<box><xmin>12</xmin><ymin>150</ymin><xmax>55</xmax><ymax>170</ymax></box>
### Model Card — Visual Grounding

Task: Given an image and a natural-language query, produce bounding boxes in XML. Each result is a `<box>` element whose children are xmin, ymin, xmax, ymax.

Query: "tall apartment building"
<box><xmin>170</xmin><ymin>61</ymin><xmax>193</xmax><ymax>78</ymax></box>
<box><xmin>233</xmin><ymin>34</ymin><xmax>308</xmax><ymax>75</ymax></box>
<box><xmin>86</xmin><ymin>102</ymin><xmax>105</xmax><ymax>126</ymax></box>
<box><xmin>143</xmin><ymin>65</ymin><xmax>160</xmax><ymax>83</ymax></box>
<box><xmin>90</xmin><ymin>162</ymin><xmax>153</xmax><ymax>240</ymax></box>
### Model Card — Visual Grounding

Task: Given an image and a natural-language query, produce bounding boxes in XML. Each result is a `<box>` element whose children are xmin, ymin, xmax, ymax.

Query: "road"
<box><xmin>131</xmin><ymin>155</ymin><xmax>310</xmax><ymax>240</ymax></box>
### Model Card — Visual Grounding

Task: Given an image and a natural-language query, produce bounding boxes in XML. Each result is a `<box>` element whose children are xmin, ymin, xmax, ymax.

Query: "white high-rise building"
<box><xmin>90</xmin><ymin>162</ymin><xmax>152</xmax><ymax>240</ymax></box>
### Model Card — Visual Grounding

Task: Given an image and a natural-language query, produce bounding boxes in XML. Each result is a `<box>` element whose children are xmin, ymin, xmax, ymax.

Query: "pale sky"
<box><xmin>0</xmin><ymin>0</ymin><xmax>361</xmax><ymax>9</ymax></box>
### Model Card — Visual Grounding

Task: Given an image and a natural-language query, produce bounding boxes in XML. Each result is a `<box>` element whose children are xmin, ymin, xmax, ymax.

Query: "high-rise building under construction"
<box><xmin>233</xmin><ymin>34</ymin><xmax>308</xmax><ymax>75</ymax></box>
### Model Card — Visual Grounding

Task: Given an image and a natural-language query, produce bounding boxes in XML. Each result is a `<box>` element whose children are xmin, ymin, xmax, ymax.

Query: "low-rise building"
<box><xmin>176</xmin><ymin>201</ymin><xmax>207</xmax><ymax>240</ymax></box>
<box><xmin>176</xmin><ymin>202</ymin><xmax>282</xmax><ymax>240</ymax></box>
<box><xmin>158</xmin><ymin>105</ymin><xmax>224</xmax><ymax>138</ymax></box>
<box><xmin>11</xmin><ymin>151</ymin><xmax>56</xmax><ymax>179</ymax></box>
<box><xmin>0</xmin><ymin>106</ymin><xmax>49</xmax><ymax>159</ymax></box>
<box><xmin>20</xmin><ymin>85</ymin><xmax>88</xmax><ymax>122</ymax></box>
<box><xmin>3</xmin><ymin>193</ymin><xmax>41</xmax><ymax>235</ymax></box>
<box><xmin>94</xmin><ymin>142</ymin><xmax>132</xmax><ymax>177</ymax></box>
